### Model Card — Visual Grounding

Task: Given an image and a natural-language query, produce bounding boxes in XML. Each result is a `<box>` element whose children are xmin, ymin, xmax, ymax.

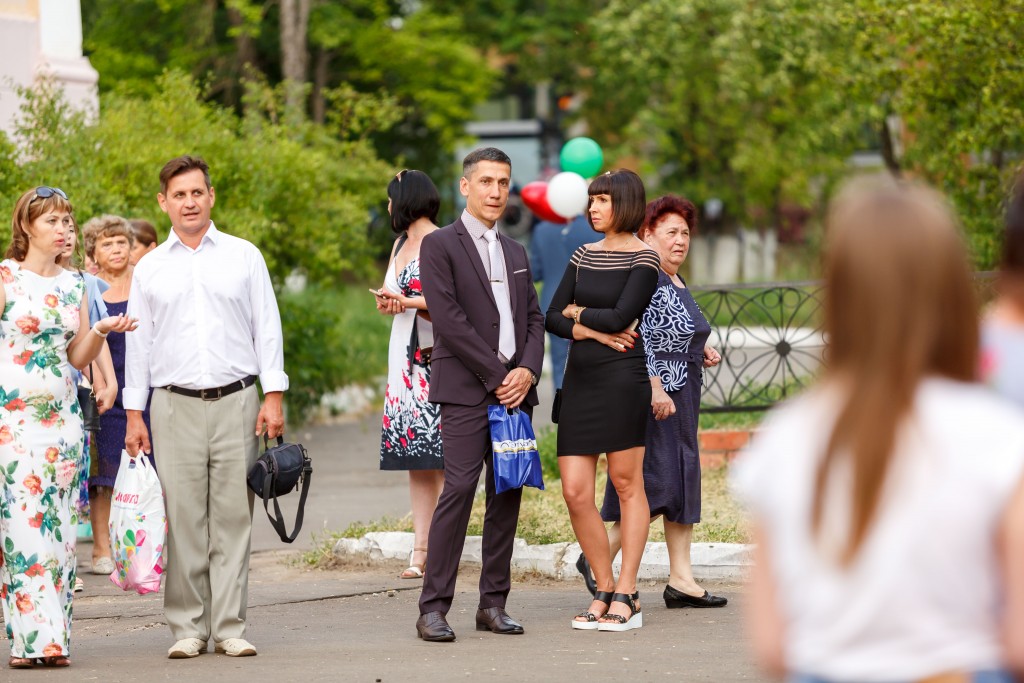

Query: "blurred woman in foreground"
<box><xmin>733</xmin><ymin>177</ymin><xmax>1024</xmax><ymax>682</ymax></box>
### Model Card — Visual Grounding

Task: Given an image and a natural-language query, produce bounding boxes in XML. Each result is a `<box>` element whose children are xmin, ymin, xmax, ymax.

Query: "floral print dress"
<box><xmin>379</xmin><ymin>256</ymin><xmax>443</xmax><ymax>470</ymax></box>
<box><xmin>0</xmin><ymin>260</ymin><xmax>84</xmax><ymax>658</ymax></box>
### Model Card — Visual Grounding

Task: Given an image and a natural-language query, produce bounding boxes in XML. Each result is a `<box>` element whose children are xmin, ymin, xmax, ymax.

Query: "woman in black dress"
<box><xmin>546</xmin><ymin>170</ymin><xmax>660</xmax><ymax>631</ymax></box>
<box><xmin>601</xmin><ymin>195</ymin><xmax>727</xmax><ymax>609</ymax></box>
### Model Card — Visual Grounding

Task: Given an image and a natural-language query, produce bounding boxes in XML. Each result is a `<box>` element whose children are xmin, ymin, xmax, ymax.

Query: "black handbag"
<box><xmin>79</xmin><ymin>365</ymin><xmax>101</xmax><ymax>433</ymax></box>
<box><xmin>246</xmin><ymin>436</ymin><xmax>312</xmax><ymax>543</ymax></box>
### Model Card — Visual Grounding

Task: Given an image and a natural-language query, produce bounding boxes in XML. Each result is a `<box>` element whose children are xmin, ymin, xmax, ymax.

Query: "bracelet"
<box><xmin>91</xmin><ymin>326</ymin><xmax>109</xmax><ymax>338</ymax></box>
<box><xmin>573</xmin><ymin>306</ymin><xmax>586</xmax><ymax>325</ymax></box>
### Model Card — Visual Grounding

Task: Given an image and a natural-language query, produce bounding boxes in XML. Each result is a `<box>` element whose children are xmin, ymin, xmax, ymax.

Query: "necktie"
<box><xmin>483</xmin><ymin>229</ymin><xmax>517</xmax><ymax>362</ymax></box>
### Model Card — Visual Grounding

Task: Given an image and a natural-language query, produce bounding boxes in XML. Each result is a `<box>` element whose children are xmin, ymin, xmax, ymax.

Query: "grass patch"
<box><xmin>698</xmin><ymin>411</ymin><xmax>766</xmax><ymax>431</ymax></box>
<box><xmin>296</xmin><ymin>516</ymin><xmax>413</xmax><ymax>569</ymax></box>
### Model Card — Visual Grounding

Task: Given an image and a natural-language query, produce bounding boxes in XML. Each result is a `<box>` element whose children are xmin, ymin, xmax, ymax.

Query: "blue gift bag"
<box><xmin>488</xmin><ymin>405</ymin><xmax>545</xmax><ymax>495</ymax></box>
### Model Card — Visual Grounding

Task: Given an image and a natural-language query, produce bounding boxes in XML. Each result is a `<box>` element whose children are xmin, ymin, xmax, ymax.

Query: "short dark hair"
<box><xmin>1004</xmin><ymin>175</ymin><xmax>1024</xmax><ymax>274</ymax></box>
<box><xmin>462</xmin><ymin>147</ymin><xmax>512</xmax><ymax>179</ymax></box>
<box><xmin>159</xmin><ymin>155</ymin><xmax>211</xmax><ymax>194</ymax></box>
<box><xmin>130</xmin><ymin>219</ymin><xmax>158</xmax><ymax>247</ymax></box>
<box><xmin>639</xmin><ymin>194</ymin><xmax>698</xmax><ymax>241</ymax></box>
<box><xmin>388</xmin><ymin>170</ymin><xmax>441</xmax><ymax>234</ymax></box>
<box><xmin>587</xmin><ymin>170</ymin><xmax>646</xmax><ymax>234</ymax></box>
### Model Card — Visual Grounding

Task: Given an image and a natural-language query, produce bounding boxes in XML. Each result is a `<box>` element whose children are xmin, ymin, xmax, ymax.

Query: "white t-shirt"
<box><xmin>732</xmin><ymin>378</ymin><xmax>1024</xmax><ymax>681</ymax></box>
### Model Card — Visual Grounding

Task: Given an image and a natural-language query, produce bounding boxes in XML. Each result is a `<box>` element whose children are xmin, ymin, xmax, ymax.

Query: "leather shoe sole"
<box><xmin>663</xmin><ymin>585</ymin><xmax>728</xmax><ymax>608</ymax></box>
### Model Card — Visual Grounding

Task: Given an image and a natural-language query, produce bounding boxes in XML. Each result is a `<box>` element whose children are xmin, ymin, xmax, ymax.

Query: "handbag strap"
<box><xmin>260</xmin><ymin>453</ymin><xmax>312</xmax><ymax>543</ymax></box>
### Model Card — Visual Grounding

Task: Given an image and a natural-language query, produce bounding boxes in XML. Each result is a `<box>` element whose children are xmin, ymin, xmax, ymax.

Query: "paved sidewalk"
<box><xmin>3</xmin><ymin>406</ymin><xmax>762</xmax><ymax>680</ymax></box>
<box><xmin>63</xmin><ymin>553</ymin><xmax>764</xmax><ymax>683</ymax></box>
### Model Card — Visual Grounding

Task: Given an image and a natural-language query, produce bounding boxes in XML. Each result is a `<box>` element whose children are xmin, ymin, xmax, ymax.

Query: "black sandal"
<box><xmin>597</xmin><ymin>591</ymin><xmax>642</xmax><ymax>631</ymax></box>
<box><xmin>571</xmin><ymin>590</ymin><xmax>613</xmax><ymax>630</ymax></box>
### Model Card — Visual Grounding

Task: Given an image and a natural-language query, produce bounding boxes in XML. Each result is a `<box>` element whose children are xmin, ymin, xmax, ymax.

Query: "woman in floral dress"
<box><xmin>0</xmin><ymin>187</ymin><xmax>136</xmax><ymax>669</ymax></box>
<box><xmin>373</xmin><ymin>170</ymin><xmax>444</xmax><ymax>579</ymax></box>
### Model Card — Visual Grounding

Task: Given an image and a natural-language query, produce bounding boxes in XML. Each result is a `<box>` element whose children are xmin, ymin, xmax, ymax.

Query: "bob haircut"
<box><xmin>638</xmin><ymin>194</ymin><xmax>698</xmax><ymax>241</ymax></box>
<box><xmin>7</xmin><ymin>187</ymin><xmax>74</xmax><ymax>261</ymax></box>
<box><xmin>83</xmin><ymin>215</ymin><xmax>135</xmax><ymax>259</ymax></box>
<box><xmin>159</xmin><ymin>155</ymin><xmax>211</xmax><ymax>195</ymax></box>
<box><xmin>587</xmin><ymin>170</ymin><xmax>646</xmax><ymax>234</ymax></box>
<box><xmin>388</xmin><ymin>170</ymin><xmax>441</xmax><ymax>234</ymax></box>
<box><xmin>813</xmin><ymin>175</ymin><xmax>977</xmax><ymax>565</ymax></box>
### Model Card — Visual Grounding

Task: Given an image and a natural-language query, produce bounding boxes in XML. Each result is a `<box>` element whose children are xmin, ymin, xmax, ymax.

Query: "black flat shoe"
<box><xmin>663</xmin><ymin>584</ymin><xmax>728</xmax><ymax>608</ymax></box>
<box><xmin>416</xmin><ymin>611</ymin><xmax>456</xmax><ymax>642</ymax></box>
<box><xmin>575</xmin><ymin>552</ymin><xmax>597</xmax><ymax>597</ymax></box>
<box><xmin>475</xmin><ymin>607</ymin><xmax>524</xmax><ymax>634</ymax></box>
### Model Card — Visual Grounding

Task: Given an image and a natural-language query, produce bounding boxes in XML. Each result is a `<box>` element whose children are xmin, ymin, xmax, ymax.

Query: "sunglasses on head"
<box><xmin>32</xmin><ymin>186</ymin><xmax>68</xmax><ymax>201</ymax></box>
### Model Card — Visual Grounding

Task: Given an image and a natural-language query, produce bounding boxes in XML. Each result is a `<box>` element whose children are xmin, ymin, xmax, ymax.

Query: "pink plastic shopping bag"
<box><xmin>108</xmin><ymin>451</ymin><xmax>167</xmax><ymax>594</ymax></box>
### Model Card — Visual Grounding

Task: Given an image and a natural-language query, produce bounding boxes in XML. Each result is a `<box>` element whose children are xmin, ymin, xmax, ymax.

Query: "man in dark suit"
<box><xmin>415</xmin><ymin>147</ymin><xmax>545</xmax><ymax>642</ymax></box>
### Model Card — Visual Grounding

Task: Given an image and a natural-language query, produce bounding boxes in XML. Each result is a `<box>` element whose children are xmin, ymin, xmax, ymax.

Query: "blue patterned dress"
<box><xmin>602</xmin><ymin>270</ymin><xmax>710</xmax><ymax>524</ymax></box>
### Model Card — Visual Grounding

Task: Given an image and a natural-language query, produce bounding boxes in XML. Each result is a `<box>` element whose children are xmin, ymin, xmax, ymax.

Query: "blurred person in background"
<box><xmin>59</xmin><ymin>216</ymin><xmax>118</xmax><ymax>591</ymax></box>
<box><xmin>530</xmin><ymin>215</ymin><xmax>593</xmax><ymax>391</ymax></box>
<box><xmin>129</xmin><ymin>219</ymin><xmax>158</xmax><ymax>265</ymax></box>
<box><xmin>732</xmin><ymin>177</ymin><xmax>1024</xmax><ymax>682</ymax></box>
<box><xmin>372</xmin><ymin>170</ymin><xmax>444</xmax><ymax>580</ymax></box>
<box><xmin>980</xmin><ymin>174</ymin><xmax>1024</xmax><ymax>408</ymax></box>
<box><xmin>83</xmin><ymin>215</ymin><xmax>153</xmax><ymax>577</ymax></box>
<box><xmin>599</xmin><ymin>195</ymin><xmax>726</xmax><ymax>609</ymax></box>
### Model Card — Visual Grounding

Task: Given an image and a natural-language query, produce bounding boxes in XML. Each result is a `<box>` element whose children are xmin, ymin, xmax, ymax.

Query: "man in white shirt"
<box><xmin>124</xmin><ymin>155</ymin><xmax>288</xmax><ymax>660</ymax></box>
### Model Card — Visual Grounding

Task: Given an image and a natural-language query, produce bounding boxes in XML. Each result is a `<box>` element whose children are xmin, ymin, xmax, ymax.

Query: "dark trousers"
<box><xmin>418</xmin><ymin>397</ymin><xmax>528</xmax><ymax>615</ymax></box>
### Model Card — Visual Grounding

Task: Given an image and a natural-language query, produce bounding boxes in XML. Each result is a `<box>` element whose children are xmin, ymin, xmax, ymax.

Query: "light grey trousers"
<box><xmin>150</xmin><ymin>384</ymin><xmax>260</xmax><ymax>643</ymax></box>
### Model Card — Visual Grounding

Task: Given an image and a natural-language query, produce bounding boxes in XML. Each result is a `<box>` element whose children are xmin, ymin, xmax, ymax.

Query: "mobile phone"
<box><xmin>369</xmin><ymin>288</ymin><xmax>383</xmax><ymax>297</ymax></box>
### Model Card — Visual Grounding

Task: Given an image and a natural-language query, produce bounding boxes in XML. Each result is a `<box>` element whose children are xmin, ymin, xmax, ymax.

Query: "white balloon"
<box><xmin>546</xmin><ymin>172</ymin><xmax>589</xmax><ymax>219</ymax></box>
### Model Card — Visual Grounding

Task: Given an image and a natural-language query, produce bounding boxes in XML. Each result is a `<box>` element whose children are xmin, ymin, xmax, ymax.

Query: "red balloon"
<box><xmin>521</xmin><ymin>181</ymin><xmax>568</xmax><ymax>224</ymax></box>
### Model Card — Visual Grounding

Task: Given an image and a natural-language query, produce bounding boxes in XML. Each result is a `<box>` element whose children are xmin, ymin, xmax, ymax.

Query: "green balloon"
<box><xmin>560</xmin><ymin>137</ymin><xmax>604</xmax><ymax>178</ymax></box>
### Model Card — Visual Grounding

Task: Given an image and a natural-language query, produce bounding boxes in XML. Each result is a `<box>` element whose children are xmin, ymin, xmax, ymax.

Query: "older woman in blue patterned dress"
<box><xmin>599</xmin><ymin>195</ymin><xmax>728</xmax><ymax>608</ymax></box>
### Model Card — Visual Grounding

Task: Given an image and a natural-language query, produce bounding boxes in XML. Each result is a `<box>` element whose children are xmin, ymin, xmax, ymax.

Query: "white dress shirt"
<box><xmin>123</xmin><ymin>222</ymin><xmax>289</xmax><ymax>410</ymax></box>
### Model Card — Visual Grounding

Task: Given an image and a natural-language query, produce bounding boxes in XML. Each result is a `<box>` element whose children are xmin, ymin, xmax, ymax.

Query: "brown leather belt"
<box><xmin>162</xmin><ymin>376</ymin><xmax>257</xmax><ymax>401</ymax></box>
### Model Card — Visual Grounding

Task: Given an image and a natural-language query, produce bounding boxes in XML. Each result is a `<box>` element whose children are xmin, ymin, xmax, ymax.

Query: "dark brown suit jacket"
<box><xmin>420</xmin><ymin>217</ymin><xmax>545</xmax><ymax>406</ymax></box>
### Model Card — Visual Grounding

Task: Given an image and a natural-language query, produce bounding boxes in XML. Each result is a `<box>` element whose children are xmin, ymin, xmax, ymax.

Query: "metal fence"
<box><xmin>692</xmin><ymin>273</ymin><xmax>996</xmax><ymax>413</ymax></box>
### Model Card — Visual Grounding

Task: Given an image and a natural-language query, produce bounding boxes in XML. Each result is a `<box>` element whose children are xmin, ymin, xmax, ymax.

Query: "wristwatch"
<box><xmin>529</xmin><ymin>370</ymin><xmax>539</xmax><ymax>386</ymax></box>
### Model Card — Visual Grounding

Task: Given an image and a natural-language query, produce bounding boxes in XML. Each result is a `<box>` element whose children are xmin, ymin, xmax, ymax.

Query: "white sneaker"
<box><xmin>91</xmin><ymin>556</ymin><xmax>115</xmax><ymax>575</ymax></box>
<box><xmin>167</xmin><ymin>638</ymin><xmax>207</xmax><ymax>659</ymax></box>
<box><xmin>74</xmin><ymin>577</ymin><xmax>84</xmax><ymax>593</ymax></box>
<box><xmin>214</xmin><ymin>638</ymin><xmax>257</xmax><ymax>657</ymax></box>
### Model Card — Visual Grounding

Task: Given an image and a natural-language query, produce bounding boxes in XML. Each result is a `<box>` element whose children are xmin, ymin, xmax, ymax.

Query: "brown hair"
<box><xmin>7</xmin><ymin>188</ymin><xmax>74</xmax><ymax>261</ymax></box>
<box><xmin>638</xmin><ymin>194</ymin><xmax>698</xmax><ymax>241</ymax></box>
<box><xmin>83</xmin><ymin>215</ymin><xmax>134</xmax><ymax>259</ymax></box>
<box><xmin>587</xmin><ymin>170</ymin><xmax>646</xmax><ymax>234</ymax></box>
<box><xmin>813</xmin><ymin>176</ymin><xmax>978</xmax><ymax>564</ymax></box>
<box><xmin>159</xmin><ymin>155</ymin><xmax>211</xmax><ymax>194</ymax></box>
<box><xmin>130</xmin><ymin>219</ymin><xmax>158</xmax><ymax>247</ymax></box>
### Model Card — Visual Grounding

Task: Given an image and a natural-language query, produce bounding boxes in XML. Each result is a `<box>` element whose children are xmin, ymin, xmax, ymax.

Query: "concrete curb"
<box><xmin>333</xmin><ymin>531</ymin><xmax>752</xmax><ymax>582</ymax></box>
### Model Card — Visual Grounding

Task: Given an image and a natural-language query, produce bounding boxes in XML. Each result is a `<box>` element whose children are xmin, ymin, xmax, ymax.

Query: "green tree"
<box><xmin>2</xmin><ymin>72</ymin><xmax>394</xmax><ymax>283</ymax></box>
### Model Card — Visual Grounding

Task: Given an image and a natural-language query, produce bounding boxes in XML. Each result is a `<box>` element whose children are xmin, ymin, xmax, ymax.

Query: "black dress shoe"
<box><xmin>475</xmin><ymin>607</ymin><xmax>524</xmax><ymax>634</ymax></box>
<box><xmin>575</xmin><ymin>553</ymin><xmax>597</xmax><ymax>597</ymax></box>
<box><xmin>663</xmin><ymin>584</ymin><xmax>728</xmax><ymax>608</ymax></box>
<box><xmin>416</xmin><ymin>611</ymin><xmax>456</xmax><ymax>641</ymax></box>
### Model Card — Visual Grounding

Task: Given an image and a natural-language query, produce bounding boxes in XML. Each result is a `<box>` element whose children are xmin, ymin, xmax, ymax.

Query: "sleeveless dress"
<box><xmin>545</xmin><ymin>247</ymin><xmax>661</xmax><ymax>455</ymax></box>
<box><xmin>602</xmin><ymin>272</ymin><xmax>711</xmax><ymax>524</ymax></box>
<box><xmin>95</xmin><ymin>299</ymin><xmax>153</xmax><ymax>487</ymax></box>
<box><xmin>0</xmin><ymin>259</ymin><xmax>85</xmax><ymax>658</ymax></box>
<box><xmin>379</xmin><ymin>256</ymin><xmax>443</xmax><ymax>470</ymax></box>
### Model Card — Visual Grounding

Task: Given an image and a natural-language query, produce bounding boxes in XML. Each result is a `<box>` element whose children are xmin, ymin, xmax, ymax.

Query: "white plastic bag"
<box><xmin>108</xmin><ymin>450</ymin><xmax>167</xmax><ymax>594</ymax></box>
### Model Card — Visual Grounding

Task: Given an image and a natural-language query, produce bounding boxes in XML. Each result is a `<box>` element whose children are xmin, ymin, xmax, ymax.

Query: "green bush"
<box><xmin>279</xmin><ymin>284</ymin><xmax>392</xmax><ymax>423</ymax></box>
